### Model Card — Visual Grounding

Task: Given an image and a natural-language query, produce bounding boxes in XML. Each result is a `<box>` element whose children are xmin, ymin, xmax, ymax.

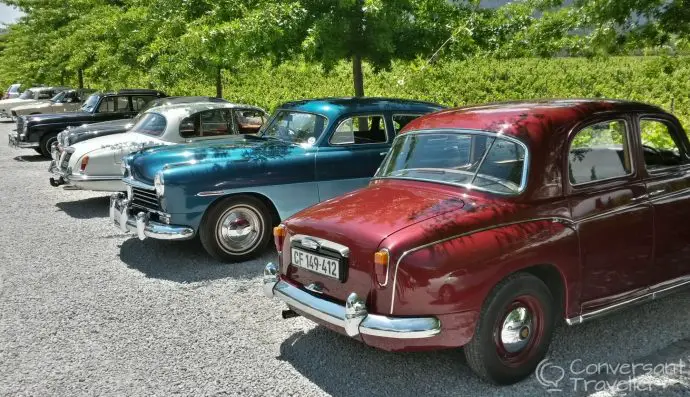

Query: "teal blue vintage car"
<box><xmin>110</xmin><ymin>97</ymin><xmax>443</xmax><ymax>261</ymax></box>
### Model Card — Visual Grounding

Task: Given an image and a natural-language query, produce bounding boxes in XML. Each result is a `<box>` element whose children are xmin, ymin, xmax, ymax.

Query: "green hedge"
<box><xmin>29</xmin><ymin>56</ymin><xmax>690</xmax><ymax>129</ymax></box>
<box><xmin>214</xmin><ymin>56</ymin><xmax>690</xmax><ymax>130</ymax></box>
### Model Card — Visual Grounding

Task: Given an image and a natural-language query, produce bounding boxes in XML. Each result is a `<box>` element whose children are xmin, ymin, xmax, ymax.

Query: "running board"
<box><xmin>566</xmin><ymin>276</ymin><xmax>690</xmax><ymax>326</ymax></box>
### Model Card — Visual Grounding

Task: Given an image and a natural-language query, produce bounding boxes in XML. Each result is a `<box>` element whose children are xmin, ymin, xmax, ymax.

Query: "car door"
<box><xmin>314</xmin><ymin>113</ymin><xmax>392</xmax><ymax>201</ymax></box>
<box><xmin>95</xmin><ymin>96</ymin><xmax>134</xmax><ymax>122</ymax></box>
<box><xmin>566</xmin><ymin>116</ymin><xmax>655</xmax><ymax>311</ymax></box>
<box><xmin>637</xmin><ymin>115</ymin><xmax>690</xmax><ymax>285</ymax></box>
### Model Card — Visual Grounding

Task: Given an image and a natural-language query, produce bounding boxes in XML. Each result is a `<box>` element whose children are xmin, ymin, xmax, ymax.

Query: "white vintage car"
<box><xmin>11</xmin><ymin>89</ymin><xmax>88</xmax><ymax>117</ymax></box>
<box><xmin>0</xmin><ymin>86</ymin><xmax>69</xmax><ymax>118</ymax></box>
<box><xmin>49</xmin><ymin>101</ymin><xmax>267</xmax><ymax>192</ymax></box>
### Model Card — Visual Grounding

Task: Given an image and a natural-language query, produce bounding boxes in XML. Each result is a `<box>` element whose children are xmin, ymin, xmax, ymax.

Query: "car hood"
<box><xmin>13</xmin><ymin>101</ymin><xmax>52</xmax><ymax>111</ymax></box>
<box><xmin>128</xmin><ymin>136</ymin><xmax>301</xmax><ymax>185</ymax></box>
<box><xmin>284</xmin><ymin>179</ymin><xmax>469</xmax><ymax>252</ymax></box>
<box><xmin>0</xmin><ymin>98</ymin><xmax>30</xmax><ymax>106</ymax></box>
<box><xmin>65</xmin><ymin>119</ymin><xmax>134</xmax><ymax>145</ymax></box>
<box><xmin>26</xmin><ymin>111</ymin><xmax>92</xmax><ymax>124</ymax></box>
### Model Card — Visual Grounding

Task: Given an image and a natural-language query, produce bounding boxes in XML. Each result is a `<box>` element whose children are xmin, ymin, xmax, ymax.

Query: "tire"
<box><xmin>39</xmin><ymin>134</ymin><xmax>57</xmax><ymax>158</ymax></box>
<box><xmin>463</xmin><ymin>272</ymin><xmax>556</xmax><ymax>385</ymax></box>
<box><xmin>33</xmin><ymin>148</ymin><xmax>42</xmax><ymax>154</ymax></box>
<box><xmin>199</xmin><ymin>195</ymin><xmax>275</xmax><ymax>262</ymax></box>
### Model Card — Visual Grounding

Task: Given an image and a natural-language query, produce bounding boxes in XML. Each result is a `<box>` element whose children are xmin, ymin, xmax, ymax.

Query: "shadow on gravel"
<box><xmin>277</xmin><ymin>291</ymin><xmax>690</xmax><ymax>397</ymax></box>
<box><xmin>55</xmin><ymin>196</ymin><xmax>110</xmax><ymax>219</ymax></box>
<box><xmin>119</xmin><ymin>237</ymin><xmax>276</xmax><ymax>283</ymax></box>
<box><xmin>13</xmin><ymin>154</ymin><xmax>46</xmax><ymax>162</ymax></box>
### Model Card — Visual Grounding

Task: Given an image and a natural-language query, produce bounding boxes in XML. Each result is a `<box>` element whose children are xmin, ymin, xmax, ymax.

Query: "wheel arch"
<box><xmin>203</xmin><ymin>191</ymin><xmax>281</xmax><ymax>227</ymax></box>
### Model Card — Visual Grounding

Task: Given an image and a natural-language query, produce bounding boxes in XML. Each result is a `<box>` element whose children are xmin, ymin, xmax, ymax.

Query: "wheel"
<box><xmin>463</xmin><ymin>272</ymin><xmax>556</xmax><ymax>385</ymax></box>
<box><xmin>39</xmin><ymin>134</ymin><xmax>57</xmax><ymax>158</ymax></box>
<box><xmin>199</xmin><ymin>195</ymin><xmax>275</xmax><ymax>262</ymax></box>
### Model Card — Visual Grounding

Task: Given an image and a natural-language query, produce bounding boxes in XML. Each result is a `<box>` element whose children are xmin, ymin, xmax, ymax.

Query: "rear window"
<box><xmin>131</xmin><ymin>113</ymin><xmax>167</xmax><ymax>136</ymax></box>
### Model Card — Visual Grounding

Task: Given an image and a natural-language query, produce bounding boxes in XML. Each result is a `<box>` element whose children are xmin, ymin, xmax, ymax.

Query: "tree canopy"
<box><xmin>0</xmin><ymin>0</ymin><xmax>688</xmax><ymax>96</ymax></box>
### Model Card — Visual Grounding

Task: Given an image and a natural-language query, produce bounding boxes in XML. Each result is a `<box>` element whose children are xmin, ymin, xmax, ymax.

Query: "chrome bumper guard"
<box><xmin>263</xmin><ymin>263</ymin><xmax>441</xmax><ymax>339</ymax></box>
<box><xmin>109</xmin><ymin>193</ymin><xmax>194</xmax><ymax>241</ymax></box>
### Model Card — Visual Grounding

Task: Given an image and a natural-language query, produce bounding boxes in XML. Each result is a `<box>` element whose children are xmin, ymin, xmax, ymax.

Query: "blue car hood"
<box><xmin>129</xmin><ymin>136</ymin><xmax>304</xmax><ymax>185</ymax></box>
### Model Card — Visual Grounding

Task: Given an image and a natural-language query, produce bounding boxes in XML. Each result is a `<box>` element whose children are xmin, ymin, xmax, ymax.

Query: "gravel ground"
<box><xmin>0</xmin><ymin>120</ymin><xmax>689</xmax><ymax>397</ymax></box>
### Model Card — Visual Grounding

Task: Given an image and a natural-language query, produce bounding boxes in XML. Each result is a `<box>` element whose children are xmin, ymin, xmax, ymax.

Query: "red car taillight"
<box><xmin>273</xmin><ymin>224</ymin><xmax>286</xmax><ymax>252</ymax></box>
<box><xmin>374</xmin><ymin>249</ymin><xmax>390</xmax><ymax>285</ymax></box>
<box><xmin>80</xmin><ymin>156</ymin><xmax>89</xmax><ymax>172</ymax></box>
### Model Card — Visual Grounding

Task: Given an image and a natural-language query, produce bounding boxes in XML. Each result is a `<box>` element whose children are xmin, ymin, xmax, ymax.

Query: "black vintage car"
<box><xmin>56</xmin><ymin>96</ymin><xmax>229</xmax><ymax>148</ymax></box>
<box><xmin>9</xmin><ymin>89</ymin><xmax>166</xmax><ymax>157</ymax></box>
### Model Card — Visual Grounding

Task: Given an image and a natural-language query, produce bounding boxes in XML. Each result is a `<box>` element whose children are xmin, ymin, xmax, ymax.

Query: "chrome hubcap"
<box><xmin>499</xmin><ymin>306</ymin><xmax>533</xmax><ymax>354</ymax></box>
<box><xmin>217</xmin><ymin>206</ymin><xmax>262</xmax><ymax>253</ymax></box>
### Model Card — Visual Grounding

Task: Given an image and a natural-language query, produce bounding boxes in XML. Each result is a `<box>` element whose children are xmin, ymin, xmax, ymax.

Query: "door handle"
<box><xmin>649</xmin><ymin>189</ymin><xmax>666</xmax><ymax>198</ymax></box>
<box><xmin>630</xmin><ymin>195</ymin><xmax>648</xmax><ymax>203</ymax></box>
<box><xmin>379</xmin><ymin>151</ymin><xmax>388</xmax><ymax>156</ymax></box>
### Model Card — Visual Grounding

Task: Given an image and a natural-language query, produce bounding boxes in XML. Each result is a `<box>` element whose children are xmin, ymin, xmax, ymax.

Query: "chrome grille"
<box><xmin>60</xmin><ymin>152</ymin><xmax>72</xmax><ymax>170</ymax></box>
<box><xmin>130</xmin><ymin>187</ymin><xmax>161</xmax><ymax>212</ymax></box>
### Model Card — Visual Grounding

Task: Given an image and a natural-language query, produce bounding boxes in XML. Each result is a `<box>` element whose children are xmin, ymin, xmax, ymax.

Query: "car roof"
<box><xmin>278</xmin><ymin>97</ymin><xmax>443</xmax><ymax>119</ymax></box>
<box><xmin>402</xmin><ymin>99</ymin><xmax>669</xmax><ymax>143</ymax></box>
<box><xmin>147</xmin><ymin>101</ymin><xmax>264</xmax><ymax>115</ymax></box>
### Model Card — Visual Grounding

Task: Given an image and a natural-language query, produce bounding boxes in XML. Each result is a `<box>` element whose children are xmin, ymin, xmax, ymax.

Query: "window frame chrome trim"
<box><xmin>328</xmin><ymin>113</ymin><xmax>390</xmax><ymax>146</ymax></box>
<box><xmin>373</xmin><ymin>128</ymin><xmax>530</xmax><ymax>196</ymax></box>
<box><xmin>567</xmin><ymin>118</ymin><xmax>635</xmax><ymax>188</ymax></box>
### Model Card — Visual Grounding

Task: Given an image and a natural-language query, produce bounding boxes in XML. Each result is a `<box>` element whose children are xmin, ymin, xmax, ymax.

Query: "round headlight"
<box><xmin>154</xmin><ymin>172</ymin><xmax>164</xmax><ymax>197</ymax></box>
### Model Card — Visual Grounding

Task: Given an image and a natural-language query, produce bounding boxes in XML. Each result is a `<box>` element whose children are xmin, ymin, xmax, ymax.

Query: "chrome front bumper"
<box><xmin>263</xmin><ymin>263</ymin><xmax>441</xmax><ymax>339</ymax></box>
<box><xmin>109</xmin><ymin>193</ymin><xmax>194</xmax><ymax>241</ymax></box>
<box><xmin>8</xmin><ymin>133</ymin><xmax>36</xmax><ymax>148</ymax></box>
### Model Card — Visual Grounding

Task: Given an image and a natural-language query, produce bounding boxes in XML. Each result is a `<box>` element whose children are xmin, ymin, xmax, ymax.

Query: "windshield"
<box><xmin>50</xmin><ymin>91</ymin><xmax>66</xmax><ymax>102</ymax></box>
<box><xmin>258</xmin><ymin>110</ymin><xmax>327</xmax><ymax>145</ymax></box>
<box><xmin>18</xmin><ymin>90</ymin><xmax>34</xmax><ymax>100</ymax></box>
<box><xmin>131</xmin><ymin>113</ymin><xmax>167</xmax><ymax>136</ymax></box>
<box><xmin>376</xmin><ymin>131</ymin><xmax>528</xmax><ymax>195</ymax></box>
<box><xmin>80</xmin><ymin>94</ymin><xmax>101</xmax><ymax>112</ymax></box>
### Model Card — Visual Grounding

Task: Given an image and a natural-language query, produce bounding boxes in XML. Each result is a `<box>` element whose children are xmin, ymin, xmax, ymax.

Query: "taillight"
<box><xmin>80</xmin><ymin>156</ymin><xmax>89</xmax><ymax>172</ymax></box>
<box><xmin>273</xmin><ymin>224</ymin><xmax>286</xmax><ymax>253</ymax></box>
<box><xmin>374</xmin><ymin>249</ymin><xmax>390</xmax><ymax>285</ymax></box>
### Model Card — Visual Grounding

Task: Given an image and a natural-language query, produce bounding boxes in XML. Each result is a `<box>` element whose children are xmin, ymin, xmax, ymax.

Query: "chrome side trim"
<box><xmin>197</xmin><ymin>190</ymin><xmax>226</xmax><ymax>197</ymax></box>
<box><xmin>389</xmin><ymin>217</ymin><xmax>574</xmax><ymax>314</ymax></box>
<box><xmin>122</xmin><ymin>177</ymin><xmax>155</xmax><ymax>191</ymax></box>
<box><xmin>264</xmin><ymin>273</ymin><xmax>441</xmax><ymax>339</ymax></box>
<box><xmin>291</xmin><ymin>234</ymin><xmax>350</xmax><ymax>258</ymax></box>
<box><xmin>649</xmin><ymin>187</ymin><xmax>690</xmax><ymax>203</ymax></box>
<box><xmin>67</xmin><ymin>174</ymin><xmax>123</xmax><ymax>182</ymax></box>
<box><xmin>566</xmin><ymin>276</ymin><xmax>690</xmax><ymax>325</ymax></box>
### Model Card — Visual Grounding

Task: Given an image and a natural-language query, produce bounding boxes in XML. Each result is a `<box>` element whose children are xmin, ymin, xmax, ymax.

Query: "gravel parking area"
<box><xmin>0</xmin><ymin>120</ymin><xmax>689</xmax><ymax>396</ymax></box>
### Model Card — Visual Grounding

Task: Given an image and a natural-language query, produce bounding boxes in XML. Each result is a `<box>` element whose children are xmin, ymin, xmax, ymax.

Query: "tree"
<box><xmin>231</xmin><ymin>0</ymin><xmax>462</xmax><ymax>97</ymax></box>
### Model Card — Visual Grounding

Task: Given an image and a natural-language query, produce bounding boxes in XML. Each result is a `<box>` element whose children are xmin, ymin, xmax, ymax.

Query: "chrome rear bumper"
<box><xmin>109</xmin><ymin>193</ymin><xmax>194</xmax><ymax>241</ymax></box>
<box><xmin>263</xmin><ymin>263</ymin><xmax>441</xmax><ymax>339</ymax></box>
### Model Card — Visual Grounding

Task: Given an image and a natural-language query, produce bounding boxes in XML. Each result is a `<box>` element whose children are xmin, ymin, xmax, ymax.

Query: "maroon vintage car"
<box><xmin>263</xmin><ymin>99</ymin><xmax>690</xmax><ymax>384</ymax></box>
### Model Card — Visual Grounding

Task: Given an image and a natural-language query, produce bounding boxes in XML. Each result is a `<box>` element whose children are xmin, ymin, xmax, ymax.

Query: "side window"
<box><xmin>180</xmin><ymin>109</ymin><xmax>232</xmax><ymax>138</ymax></box>
<box><xmin>98</xmin><ymin>97</ymin><xmax>115</xmax><ymax>113</ymax></box>
<box><xmin>132</xmin><ymin>96</ymin><xmax>153</xmax><ymax>112</ymax></box>
<box><xmin>38</xmin><ymin>91</ymin><xmax>53</xmax><ymax>99</ymax></box>
<box><xmin>569</xmin><ymin>119</ymin><xmax>632</xmax><ymax>185</ymax></box>
<box><xmin>115</xmin><ymin>96</ymin><xmax>130</xmax><ymax>113</ymax></box>
<box><xmin>233</xmin><ymin>109</ymin><xmax>266</xmax><ymax>134</ymax></box>
<box><xmin>640</xmin><ymin>119</ymin><xmax>684</xmax><ymax>170</ymax></box>
<box><xmin>392</xmin><ymin>114</ymin><xmax>422</xmax><ymax>133</ymax></box>
<box><xmin>330</xmin><ymin>115</ymin><xmax>387</xmax><ymax>145</ymax></box>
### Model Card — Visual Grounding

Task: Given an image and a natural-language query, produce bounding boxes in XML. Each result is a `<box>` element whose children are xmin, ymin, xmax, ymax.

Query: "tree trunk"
<box><xmin>352</xmin><ymin>54</ymin><xmax>364</xmax><ymax>97</ymax></box>
<box><xmin>216</xmin><ymin>67</ymin><xmax>223</xmax><ymax>98</ymax></box>
<box><xmin>77</xmin><ymin>69</ymin><xmax>84</xmax><ymax>89</ymax></box>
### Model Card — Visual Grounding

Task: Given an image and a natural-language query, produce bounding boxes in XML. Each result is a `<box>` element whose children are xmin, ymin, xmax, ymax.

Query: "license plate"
<box><xmin>291</xmin><ymin>247</ymin><xmax>340</xmax><ymax>279</ymax></box>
